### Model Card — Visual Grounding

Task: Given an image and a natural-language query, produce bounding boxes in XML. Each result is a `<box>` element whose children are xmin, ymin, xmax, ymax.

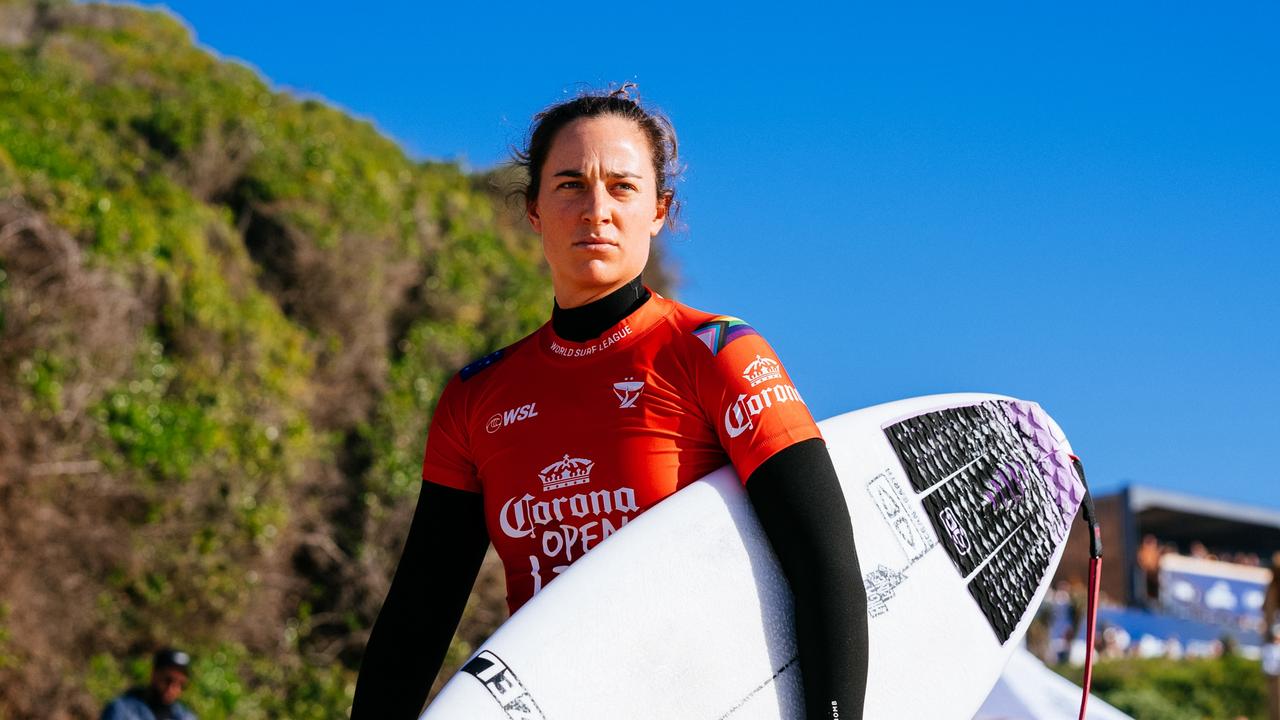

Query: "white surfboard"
<box><xmin>421</xmin><ymin>394</ymin><xmax>1086</xmax><ymax>720</ymax></box>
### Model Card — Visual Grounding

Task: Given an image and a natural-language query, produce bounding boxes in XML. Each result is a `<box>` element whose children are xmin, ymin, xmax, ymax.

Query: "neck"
<box><xmin>552</xmin><ymin>276</ymin><xmax>650</xmax><ymax>341</ymax></box>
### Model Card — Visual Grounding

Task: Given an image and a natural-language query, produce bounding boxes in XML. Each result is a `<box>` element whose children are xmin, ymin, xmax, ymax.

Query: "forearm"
<box><xmin>351</xmin><ymin>482</ymin><xmax>489</xmax><ymax>720</ymax></box>
<box><xmin>354</xmin><ymin>597</ymin><xmax>451</xmax><ymax>719</ymax></box>
<box><xmin>746</xmin><ymin>438</ymin><xmax>868</xmax><ymax>720</ymax></box>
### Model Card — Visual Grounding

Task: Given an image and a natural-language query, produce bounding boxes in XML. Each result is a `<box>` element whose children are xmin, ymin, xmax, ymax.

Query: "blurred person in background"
<box><xmin>1025</xmin><ymin>602</ymin><xmax>1054</xmax><ymax>662</ymax></box>
<box><xmin>1059</xmin><ymin>580</ymin><xmax>1087</xmax><ymax>663</ymax></box>
<box><xmin>1264</xmin><ymin>552</ymin><xmax>1280</xmax><ymax>720</ymax></box>
<box><xmin>1137</xmin><ymin>533</ymin><xmax>1161</xmax><ymax>606</ymax></box>
<box><xmin>1265</xmin><ymin>636</ymin><xmax>1280</xmax><ymax>720</ymax></box>
<box><xmin>99</xmin><ymin>648</ymin><xmax>196</xmax><ymax>720</ymax></box>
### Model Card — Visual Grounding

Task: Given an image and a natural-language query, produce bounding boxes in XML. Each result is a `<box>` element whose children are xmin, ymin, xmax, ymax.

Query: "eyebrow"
<box><xmin>552</xmin><ymin>169</ymin><xmax>644</xmax><ymax>179</ymax></box>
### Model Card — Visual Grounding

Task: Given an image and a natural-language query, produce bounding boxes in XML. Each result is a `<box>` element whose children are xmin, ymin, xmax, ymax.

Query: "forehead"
<box><xmin>544</xmin><ymin>115</ymin><xmax>653</xmax><ymax>172</ymax></box>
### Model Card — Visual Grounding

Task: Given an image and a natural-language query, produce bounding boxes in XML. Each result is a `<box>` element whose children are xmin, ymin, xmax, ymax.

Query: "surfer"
<box><xmin>352</xmin><ymin>85</ymin><xmax>868</xmax><ymax>720</ymax></box>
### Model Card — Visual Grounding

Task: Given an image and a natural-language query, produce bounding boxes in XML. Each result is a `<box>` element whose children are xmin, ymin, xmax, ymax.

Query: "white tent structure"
<box><xmin>974</xmin><ymin>647</ymin><xmax>1134</xmax><ymax>720</ymax></box>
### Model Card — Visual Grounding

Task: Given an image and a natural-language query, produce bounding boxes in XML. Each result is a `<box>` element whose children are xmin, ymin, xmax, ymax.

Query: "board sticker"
<box><xmin>865</xmin><ymin>468</ymin><xmax>936</xmax><ymax>564</ymax></box>
<box><xmin>461</xmin><ymin>650</ymin><xmax>546</xmax><ymax>720</ymax></box>
<box><xmin>863</xmin><ymin>564</ymin><xmax>908</xmax><ymax>618</ymax></box>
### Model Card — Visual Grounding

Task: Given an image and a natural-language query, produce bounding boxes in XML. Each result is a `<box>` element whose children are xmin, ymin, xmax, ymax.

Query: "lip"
<box><xmin>573</xmin><ymin>237</ymin><xmax>618</xmax><ymax>249</ymax></box>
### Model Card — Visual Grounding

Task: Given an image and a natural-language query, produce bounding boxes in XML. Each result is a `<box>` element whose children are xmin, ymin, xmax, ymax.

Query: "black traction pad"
<box><xmin>883</xmin><ymin>400</ymin><xmax>1078</xmax><ymax>643</ymax></box>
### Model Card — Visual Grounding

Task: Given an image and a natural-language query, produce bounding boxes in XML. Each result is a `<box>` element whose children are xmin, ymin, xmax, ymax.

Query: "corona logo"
<box><xmin>742</xmin><ymin>355</ymin><xmax>782</xmax><ymax>387</ymax></box>
<box><xmin>538</xmin><ymin>454</ymin><xmax>593</xmax><ymax>492</ymax></box>
<box><xmin>498</xmin><ymin>486</ymin><xmax>639</xmax><ymax>540</ymax></box>
<box><xmin>723</xmin><ymin>383</ymin><xmax>806</xmax><ymax>438</ymax></box>
<box><xmin>724</xmin><ymin>395</ymin><xmax>754</xmax><ymax>438</ymax></box>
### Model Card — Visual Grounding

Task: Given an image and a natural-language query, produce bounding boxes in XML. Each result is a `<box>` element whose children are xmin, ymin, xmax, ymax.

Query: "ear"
<box><xmin>527</xmin><ymin>199</ymin><xmax>542</xmax><ymax>234</ymax></box>
<box><xmin>649</xmin><ymin>191</ymin><xmax>672</xmax><ymax>236</ymax></box>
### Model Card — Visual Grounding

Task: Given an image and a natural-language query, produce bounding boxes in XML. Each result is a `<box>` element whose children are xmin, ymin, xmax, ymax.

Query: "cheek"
<box><xmin>541</xmin><ymin>199</ymin><xmax>578</xmax><ymax>233</ymax></box>
<box><xmin>622</xmin><ymin>199</ymin><xmax>655</xmax><ymax>226</ymax></box>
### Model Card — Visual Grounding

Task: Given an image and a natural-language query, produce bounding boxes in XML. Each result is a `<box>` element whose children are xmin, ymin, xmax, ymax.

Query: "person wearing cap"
<box><xmin>100</xmin><ymin>648</ymin><xmax>197</xmax><ymax>720</ymax></box>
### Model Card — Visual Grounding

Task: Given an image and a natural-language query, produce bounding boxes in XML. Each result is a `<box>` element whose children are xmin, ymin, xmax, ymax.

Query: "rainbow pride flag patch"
<box><xmin>691</xmin><ymin>316</ymin><xmax>759</xmax><ymax>355</ymax></box>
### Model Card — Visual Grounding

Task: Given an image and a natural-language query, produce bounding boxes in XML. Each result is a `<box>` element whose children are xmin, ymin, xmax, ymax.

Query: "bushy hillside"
<box><xmin>0</xmin><ymin>2</ymin><xmax>672</xmax><ymax>716</ymax></box>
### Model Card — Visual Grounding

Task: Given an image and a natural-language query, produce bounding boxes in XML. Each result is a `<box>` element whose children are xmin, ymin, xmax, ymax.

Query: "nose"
<box><xmin>581</xmin><ymin>183</ymin><xmax>611</xmax><ymax>226</ymax></box>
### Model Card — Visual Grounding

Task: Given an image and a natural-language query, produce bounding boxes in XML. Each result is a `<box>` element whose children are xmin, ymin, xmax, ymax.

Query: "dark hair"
<box><xmin>514</xmin><ymin>83</ymin><xmax>681</xmax><ymax>229</ymax></box>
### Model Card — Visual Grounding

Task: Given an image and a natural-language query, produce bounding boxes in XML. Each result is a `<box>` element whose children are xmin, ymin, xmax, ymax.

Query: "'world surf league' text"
<box><xmin>548</xmin><ymin>324</ymin><xmax>633</xmax><ymax>358</ymax></box>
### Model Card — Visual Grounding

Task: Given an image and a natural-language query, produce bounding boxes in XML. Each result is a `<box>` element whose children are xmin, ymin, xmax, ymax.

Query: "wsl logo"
<box><xmin>613</xmin><ymin>377</ymin><xmax>644</xmax><ymax>408</ymax></box>
<box><xmin>486</xmin><ymin>402</ymin><xmax>538</xmax><ymax>434</ymax></box>
<box><xmin>742</xmin><ymin>355</ymin><xmax>782</xmax><ymax>387</ymax></box>
<box><xmin>538</xmin><ymin>454</ymin><xmax>593</xmax><ymax>492</ymax></box>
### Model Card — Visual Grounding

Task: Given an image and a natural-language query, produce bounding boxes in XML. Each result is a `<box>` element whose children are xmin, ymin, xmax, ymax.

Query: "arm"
<box><xmin>351</xmin><ymin>482</ymin><xmax>489</xmax><ymax>720</ymax></box>
<box><xmin>746</xmin><ymin>438</ymin><xmax>868</xmax><ymax>720</ymax></box>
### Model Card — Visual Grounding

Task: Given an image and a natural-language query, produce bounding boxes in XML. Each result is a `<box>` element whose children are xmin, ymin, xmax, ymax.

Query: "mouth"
<box><xmin>574</xmin><ymin>237</ymin><xmax>618</xmax><ymax>250</ymax></box>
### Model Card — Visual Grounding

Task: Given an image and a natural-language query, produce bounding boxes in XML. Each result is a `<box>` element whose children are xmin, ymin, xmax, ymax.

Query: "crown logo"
<box><xmin>538</xmin><ymin>454</ymin><xmax>594</xmax><ymax>492</ymax></box>
<box><xmin>742</xmin><ymin>355</ymin><xmax>782</xmax><ymax>387</ymax></box>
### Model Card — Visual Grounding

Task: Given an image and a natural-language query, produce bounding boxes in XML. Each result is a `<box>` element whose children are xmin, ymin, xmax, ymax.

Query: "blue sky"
<box><xmin>118</xmin><ymin>2</ymin><xmax>1278</xmax><ymax>509</ymax></box>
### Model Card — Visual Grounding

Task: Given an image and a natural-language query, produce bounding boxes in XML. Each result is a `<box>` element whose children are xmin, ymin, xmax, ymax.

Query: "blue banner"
<box><xmin>1159</xmin><ymin>559</ymin><xmax>1268</xmax><ymax>630</ymax></box>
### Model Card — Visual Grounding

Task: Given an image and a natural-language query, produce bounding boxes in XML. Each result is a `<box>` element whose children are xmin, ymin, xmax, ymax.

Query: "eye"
<box><xmin>613</xmin><ymin>182</ymin><xmax>638</xmax><ymax>192</ymax></box>
<box><xmin>556</xmin><ymin>180</ymin><xmax>583</xmax><ymax>190</ymax></box>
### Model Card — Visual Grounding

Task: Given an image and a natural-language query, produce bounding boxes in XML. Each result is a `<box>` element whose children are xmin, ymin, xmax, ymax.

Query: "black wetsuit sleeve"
<box><xmin>746</xmin><ymin>438</ymin><xmax>868</xmax><ymax>720</ymax></box>
<box><xmin>351</xmin><ymin>481</ymin><xmax>489</xmax><ymax>720</ymax></box>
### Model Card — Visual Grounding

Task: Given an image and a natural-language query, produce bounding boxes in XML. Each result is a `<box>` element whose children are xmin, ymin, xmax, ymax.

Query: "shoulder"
<box><xmin>458</xmin><ymin>347</ymin><xmax>507</xmax><ymax>382</ymax></box>
<box><xmin>659</xmin><ymin>296</ymin><xmax>766</xmax><ymax>358</ymax></box>
<box><xmin>434</xmin><ymin>330</ymin><xmax>542</xmax><ymax>429</ymax></box>
<box><xmin>100</xmin><ymin>692</ymin><xmax>145</xmax><ymax>719</ymax></box>
<box><xmin>455</xmin><ymin>330</ymin><xmax>540</xmax><ymax>384</ymax></box>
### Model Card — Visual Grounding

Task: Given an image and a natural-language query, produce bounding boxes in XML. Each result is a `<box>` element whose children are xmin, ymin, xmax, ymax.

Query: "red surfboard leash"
<box><xmin>1070</xmin><ymin>454</ymin><xmax>1103</xmax><ymax>720</ymax></box>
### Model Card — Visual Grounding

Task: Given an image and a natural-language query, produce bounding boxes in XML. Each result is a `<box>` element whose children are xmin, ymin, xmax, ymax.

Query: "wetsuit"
<box><xmin>353</xmin><ymin>277</ymin><xmax>867</xmax><ymax>719</ymax></box>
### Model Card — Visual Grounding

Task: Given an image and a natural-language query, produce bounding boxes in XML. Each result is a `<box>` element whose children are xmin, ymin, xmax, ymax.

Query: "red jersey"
<box><xmin>421</xmin><ymin>292</ymin><xmax>822</xmax><ymax>612</ymax></box>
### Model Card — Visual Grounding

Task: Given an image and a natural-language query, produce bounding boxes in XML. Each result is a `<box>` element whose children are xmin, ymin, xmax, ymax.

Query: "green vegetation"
<box><xmin>86</xmin><ymin>642</ymin><xmax>354</xmax><ymax>720</ymax></box>
<box><xmin>1055</xmin><ymin>654</ymin><xmax>1268</xmax><ymax>720</ymax></box>
<box><xmin>0</xmin><ymin>604</ymin><xmax>16</xmax><ymax>672</ymax></box>
<box><xmin>0</xmin><ymin>0</ymin><xmax>650</xmax><ymax>715</ymax></box>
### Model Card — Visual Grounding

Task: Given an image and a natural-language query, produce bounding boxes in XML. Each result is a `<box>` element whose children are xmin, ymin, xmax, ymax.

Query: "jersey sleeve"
<box><xmin>421</xmin><ymin>374</ymin><xmax>481</xmax><ymax>493</ymax></box>
<box><xmin>690</xmin><ymin>318</ymin><xmax>823</xmax><ymax>481</ymax></box>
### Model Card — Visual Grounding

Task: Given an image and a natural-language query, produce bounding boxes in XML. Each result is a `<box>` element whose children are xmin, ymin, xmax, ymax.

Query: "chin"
<box><xmin>555</xmin><ymin>264</ymin><xmax>636</xmax><ymax>303</ymax></box>
<box><xmin>576</xmin><ymin>261</ymin><xmax>629</xmax><ymax>287</ymax></box>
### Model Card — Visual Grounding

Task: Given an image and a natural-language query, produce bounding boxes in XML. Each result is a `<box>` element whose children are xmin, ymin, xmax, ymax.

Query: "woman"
<box><xmin>352</xmin><ymin>87</ymin><xmax>867</xmax><ymax>720</ymax></box>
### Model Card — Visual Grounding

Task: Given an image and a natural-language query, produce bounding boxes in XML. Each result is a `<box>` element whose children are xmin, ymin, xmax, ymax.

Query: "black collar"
<box><xmin>551</xmin><ymin>276</ymin><xmax>651</xmax><ymax>342</ymax></box>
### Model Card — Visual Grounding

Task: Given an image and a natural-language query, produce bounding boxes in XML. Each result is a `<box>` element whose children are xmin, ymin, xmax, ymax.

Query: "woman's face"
<box><xmin>528</xmin><ymin>115</ymin><xmax>668</xmax><ymax>308</ymax></box>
